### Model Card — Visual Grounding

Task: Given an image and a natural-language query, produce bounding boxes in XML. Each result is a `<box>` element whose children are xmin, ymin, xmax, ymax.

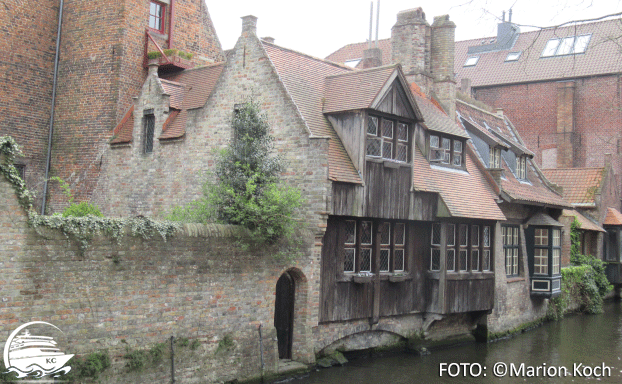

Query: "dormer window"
<box><xmin>366</xmin><ymin>115</ymin><xmax>410</xmax><ymax>163</ymax></box>
<box><xmin>489</xmin><ymin>147</ymin><xmax>501</xmax><ymax>168</ymax></box>
<box><xmin>429</xmin><ymin>134</ymin><xmax>465</xmax><ymax>168</ymax></box>
<box><xmin>517</xmin><ymin>156</ymin><xmax>527</xmax><ymax>179</ymax></box>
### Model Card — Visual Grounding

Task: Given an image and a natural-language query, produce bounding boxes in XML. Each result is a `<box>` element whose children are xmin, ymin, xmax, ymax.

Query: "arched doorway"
<box><xmin>274</xmin><ymin>271</ymin><xmax>295</xmax><ymax>359</ymax></box>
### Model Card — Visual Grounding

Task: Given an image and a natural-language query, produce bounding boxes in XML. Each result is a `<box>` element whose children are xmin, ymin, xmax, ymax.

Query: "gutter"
<box><xmin>41</xmin><ymin>0</ymin><xmax>64</xmax><ymax>215</ymax></box>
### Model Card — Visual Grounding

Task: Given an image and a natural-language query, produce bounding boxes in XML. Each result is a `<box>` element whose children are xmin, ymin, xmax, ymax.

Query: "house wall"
<box><xmin>473</xmin><ymin>75</ymin><xmax>622</xmax><ymax>187</ymax></box>
<box><xmin>0</xmin><ymin>0</ymin><xmax>59</xmax><ymax>211</ymax></box>
<box><xmin>486</xmin><ymin>203</ymin><xmax>548</xmax><ymax>334</ymax></box>
<box><xmin>0</xmin><ymin>171</ymin><xmax>319</xmax><ymax>383</ymax></box>
<box><xmin>14</xmin><ymin>0</ymin><xmax>224</xmax><ymax>213</ymax></box>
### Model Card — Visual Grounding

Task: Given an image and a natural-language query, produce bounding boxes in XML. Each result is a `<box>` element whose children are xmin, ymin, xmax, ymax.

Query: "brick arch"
<box><xmin>317</xmin><ymin>329</ymin><xmax>408</xmax><ymax>356</ymax></box>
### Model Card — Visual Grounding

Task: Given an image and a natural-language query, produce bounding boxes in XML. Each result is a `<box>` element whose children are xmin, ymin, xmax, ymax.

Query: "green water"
<box><xmin>292</xmin><ymin>301</ymin><xmax>622</xmax><ymax>383</ymax></box>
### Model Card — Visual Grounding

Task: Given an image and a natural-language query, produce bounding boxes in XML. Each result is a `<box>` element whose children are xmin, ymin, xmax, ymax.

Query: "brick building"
<box><xmin>0</xmin><ymin>0</ymin><xmax>223</xmax><ymax>213</ymax></box>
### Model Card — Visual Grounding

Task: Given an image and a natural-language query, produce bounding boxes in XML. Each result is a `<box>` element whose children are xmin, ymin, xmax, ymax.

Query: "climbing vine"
<box><xmin>0</xmin><ymin>136</ymin><xmax>34</xmax><ymax>210</ymax></box>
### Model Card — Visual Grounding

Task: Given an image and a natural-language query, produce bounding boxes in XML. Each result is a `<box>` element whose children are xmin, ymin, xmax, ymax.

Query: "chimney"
<box><xmin>461</xmin><ymin>78</ymin><xmax>472</xmax><ymax>95</ymax></box>
<box><xmin>495</xmin><ymin>108</ymin><xmax>504</xmax><ymax>118</ymax></box>
<box><xmin>361</xmin><ymin>47</ymin><xmax>383</xmax><ymax>68</ymax></box>
<box><xmin>391</xmin><ymin>8</ymin><xmax>432</xmax><ymax>93</ymax></box>
<box><xmin>148</xmin><ymin>62</ymin><xmax>159</xmax><ymax>76</ymax></box>
<box><xmin>431</xmin><ymin>14</ymin><xmax>456</xmax><ymax>120</ymax></box>
<box><xmin>605</xmin><ymin>153</ymin><xmax>612</xmax><ymax>168</ymax></box>
<box><xmin>261</xmin><ymin>37</ymin><xmax>275</xmax><ymax>44</ymax></box>
<box><xmin>241</xmin><ymin>15</ymin><xmax>257</xmax><ymax>35</ymax></box>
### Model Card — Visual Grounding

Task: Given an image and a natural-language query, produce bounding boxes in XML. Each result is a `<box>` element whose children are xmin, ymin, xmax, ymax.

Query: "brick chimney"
<box><xmin>391</xmin><ymin>8</ymin><xmax>432</xmax><ymax>94</ymax></box>
<box><xmin>431</xmin><ymin>15</ymin><xmax>456</xmax><ymax>120</ymax></box>
<box><xmin>361</xmin><ymin>47</ymin><xmax>383</xmax><ymax>68</ymax></box>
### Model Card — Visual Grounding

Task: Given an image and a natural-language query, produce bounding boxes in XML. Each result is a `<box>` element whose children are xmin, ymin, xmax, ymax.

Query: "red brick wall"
<box><xmin>36</xmin><ymin>0</ymin><xmax>223</xmax><ymax>213</ymax></box>
<box><xmin>0</xmin><ymin>0</ymin><xmax>59</xmax><ymax>210</ymax></box>
<box><xmin>473</xmin><ymin>75</ymin><xmax>622</xmax><ymax>187</ymax></box>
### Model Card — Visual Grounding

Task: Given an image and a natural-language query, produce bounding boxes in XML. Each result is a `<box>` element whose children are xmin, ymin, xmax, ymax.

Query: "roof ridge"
<box><xmin>262</xmin><ymin>41</ymin><xmax>354</xmax><ymax>71</ymax></box>
<box><xmin>456</xmin><ymin>99</ymin><xmax>503</xmax><ymax>120</ymax></box>
<box><xmin>325</xmin><ymin>63</ymin><xmax>398</xmax><ymax>79</ymax></box>
<box><xmin>544</xmin><ymin>166</ymin><xmax>604</xmax><ymax>171</ymax></box>
<box><xmin>325</xmin><ymin>38</ymin><xmax>391</xmax><ymax>57</ymax></box>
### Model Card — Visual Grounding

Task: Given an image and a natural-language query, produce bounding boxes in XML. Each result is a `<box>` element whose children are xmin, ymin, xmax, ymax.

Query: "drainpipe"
<box><xmin>41</xmin><ymin>0</ymin><xmax>65</xmax><ymax>215</ymax></box>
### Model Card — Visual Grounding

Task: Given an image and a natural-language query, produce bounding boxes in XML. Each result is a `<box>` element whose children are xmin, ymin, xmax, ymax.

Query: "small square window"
<box><xmin>574</xmin><ymin>34</ymin><xmax>591</xmax><ymax>53</ymax></box>
<box><xmin>557</xmin><ymin>36</ymin><xmax>575</xmax><ymax>55</ymax></box>
<box><xmin>505</xmin><ymin>51</ymin><xmax>521</xmax><ymax>62</ymax></box>
<box><xmin>464</xmin><ymin>56</ymin><xmax>479</xmax><ymax>67</ymax></box>
<box><xmin>541</xmin><ymin>38</ymin><xmax>560</xmax><ymax>57</ymax></box>
<box><xmin>149</xmin><ymin>1</ymin><xmax>166</xmax><ymax>33</ymax></box>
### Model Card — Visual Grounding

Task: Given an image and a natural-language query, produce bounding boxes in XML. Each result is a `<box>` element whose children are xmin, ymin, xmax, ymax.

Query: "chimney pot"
<box><xmin>495</xmin><ymin>108</ymin><xmax>504</xmax><ymax>117</ymax></box>
<box><xmin>148</xmin><ymin>62</ymin><xmax>159</xmax><ymax>76</ymax></box>
<box><xmin>241</xmin><ymin>15</ymin><xmax>258</xmax><ymax>34</ymax></box>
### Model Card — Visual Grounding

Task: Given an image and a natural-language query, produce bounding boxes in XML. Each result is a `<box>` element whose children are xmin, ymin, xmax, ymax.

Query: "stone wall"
<box><xmin>0</xmin><ymin>173</ymin><xmax>316</xmax><ymax>383</ymax></box>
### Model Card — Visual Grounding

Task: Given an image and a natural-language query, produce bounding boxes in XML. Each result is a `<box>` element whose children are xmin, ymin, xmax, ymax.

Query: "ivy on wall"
<box><xmin>0</xmin><ymin>136</ymin><xmax>34</xmax><ymax>210</ymax></box>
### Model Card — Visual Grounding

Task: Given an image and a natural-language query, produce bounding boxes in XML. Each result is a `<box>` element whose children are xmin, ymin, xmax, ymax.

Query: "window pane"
<box><xmin>553</xmin><ymin>229</ymin><xmax>561</xmax><ymax>247</ymax></box>
<box><xmin>483</xmin><ymin>250</ymin><xmax>491</xmax><ymax>271</ymax></box>
<box><xmin>344</xmin><ymin>220</ymin><xmax>356</xmax><ymax>244</ymax></box>
<box><xmin>447</xmin><ymin>224</ymin><xmax>455</xmax><ymax>246</ymax></box>
<box><xmin>382</xmin><ymin>120</ymin><xmax>394</xmax><ymax>139</ymax></box>
<box><xmin>557</xmin><ymin>36</ymin><xmax>575</xmax><ymax>55</ymax></box>
<box><xmin>464</xmin><ymin>56</ymin><xmax>479</xmax><ymax>66</ymax></box>
<box><xmin>447</xmin><ymin>249</ymin><xmax>455</xmax><ymax>271</ymax></box>
<box><xmin>459</xmin><ymin>224</ymin><xmax>468</xmax><ymax>246</ymax></box>
<box><xmin>396</xmin><ymin>143</ymin><xmax>408</xmax><ymax>162</ymax></box>
<box><xmin>471</xmin><ymin>249</ymin><xmax>480</xmax><ymax>271</ymax></box>
<box><xmin>395</xmin><ymin>223</ymin><xmax>405</xmax><ymax>245</ymax></box>
<box><xmin>454</xmin><ymin>141</ymin><xmax>462</xmax><ymax>153</ymax></box>
<box><xmin>368</xmin><ymin>116</ymin><xmax>378</xmax><ymax>135</ymax></box>
<box><xmin>380</xmin><ymin>222</ymin><xmax>391</xmax><ymax>245</ymax></box>
<box><xmin>380</xmin><ymin>249</ymin><xmax>390</xmax><ymax>272</ymax></box>
<box><xmin>453</xmin><ymin>154</ymin><xmax>462</xmax><ymax>166</ymax></box>
<box><xmin>431</xmin><ymin>223</ymin><xmax>441</xmax><ymax>245</ymax></box>
<box><xmin>360</xmin><ymin>248</ymin><xmax>372</xmax><ymax>272</ymax></box>
<box><xmin>442</xmin><ymin>138</ymin><xmax>451</xmax><ymax>150</ymax></box>
<box><xmin>535</xmin><ymin>228</ymin><xmax>549</xmax><ymax>246</ymax></box>
<box><xmin>505</xmin><ymin>249</ymin><xmax>512</xmax><ymax>275</ymax></box>
<box><xmin>513</xmin><ymin>248</ymin><xmax>519</xmax><ymax>275</ymax></box>
<box><xmin>144</xmin><ymin>115</ymin><xmax>155</xmax><ymax>153</ymax></box>
<box><xmin>361</xmin><ymin>221</ymin><xmax>372</xmax><ymax>244</ymax></box>
<box><xmin>553</xmin><ymin>248</ymin><xmax>561</xmax><ymax>275</ymax></box>
<box><xmin>534</xmin><ymin>248</ymin><xmax>548</xmax><ymax>275</ymax></box>
<box><xmin>366</xmin><ymin>137</ymin><xmax>381</xmax><ymax>157</ymax></box>
<box><xmin>431</xmin><ymin>249</ymin><xmax>441</xmax><ymax>271</ymax></box>
<box><xmin>472</xmin><ymin>225</ymin><xmax>480</xmax><ymax>246</ymax></box>
<box><xmin>513</xmin><ymin>227</ymin><xmax>519</xmax><ymax>245</ymax></box>
<box><xmin>483</xmin><ymin>226</ymin><xmax>490</xmax><ymax>247</ymax></box>
<box><xmin>459</xmin><ymin>250</ymin><xmax>468</xmax><ymax>271</ymax></box>
<box><xmin>382</xmin><ymin>140</ymin><xmax>393</xmax><ymax>160</ymax></box>
<box><xmin>344</xmin><ymin>248</ymin><xmax>355</xmax><ymax>272</ymax></box>
<box><xmin>505</xmin><ymin>51</ymin><xmax>521</xmax><ymax>61</ymax></box>
<box><xmin>430</xmin><ymin>135</ymin><xmax>439</xmax><ymax>148</ymax></box>
<box><xmin>542</xmin><ymin>38</ymin><xmax>560</xmax><ymax>57</ymax></box>
<box><xmin>397</xmin><ymin>123</ymin><xmax>408</xmax><ymax>142</ymax></box>
<box><xmin>149</xmin><ymin>2</ymin><xmax>163</xmax><ymax>30</ymax></box>
<box><xmin>394</xmin><ymin>249</ymin><xmax>405</xmax><ymax>271</ymax></box>
<box><xmin>574</xmin><ymin>34</ymin><xmax>591</xmax><ymax>53</ymax></box>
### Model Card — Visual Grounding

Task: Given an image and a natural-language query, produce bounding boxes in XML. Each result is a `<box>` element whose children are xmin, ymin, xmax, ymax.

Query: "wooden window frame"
<box><xmin>149</xmin><ymin>0</ymin><xmax>166</xmax><ymax>33</ymax></box>
<box><xmin>430</xmin><ymin>222</ymin><xmax>493</xmax><ymax>273</ymax></box>
<box><xmin>503</xmin><ymin>225</ymin><xmax>520</xmax><ymax>277</ymax></box>
<box><xmin>343</xmin><ymin>219</ymin><xmax>407</xmax><ymax>275</ymax></box>
<box><xmin>429</xmin><ymin>133</ymin><xmax>465</xmax><ymax>170</ymax></box>
<box><xmin>517</xmin><ymin>156</ymin><xmax>527</xmax><ymax>180</ymax></box>
<box><xmin>366</xmin><ymin>114</ymin><xmax>411</xmax><ymax>163</ymax></box>
<box><xmin>533</xmin><ymin>227</ymin><xmax>549</xmax><ymax>275</ymax></box>
<box><xmin>489</xmin><ymin>147</ymin><xmax>501</xmax><ymax>168</ymax></box>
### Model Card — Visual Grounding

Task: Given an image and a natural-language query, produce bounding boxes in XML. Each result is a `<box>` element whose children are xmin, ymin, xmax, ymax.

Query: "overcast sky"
<box><xmin>206</xmin><ymin>0</ymin><xmax>622</xmax><ymax>59</ymax></box>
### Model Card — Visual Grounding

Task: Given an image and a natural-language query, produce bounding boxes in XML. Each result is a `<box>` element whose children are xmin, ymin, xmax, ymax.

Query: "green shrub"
<box><xmin>147</xmin><ymin>49</ymin><xmax>193</xmax><ymax>60</ymax></box>
<box><xmin>62</xmin><ymin>201</ymin><xmax>103</xmax><ymax>217</ymax></box>
<box><xmin>63</xmin><ymin>350</ymin><xmax>111</xmax><ymax>382</ymax></box>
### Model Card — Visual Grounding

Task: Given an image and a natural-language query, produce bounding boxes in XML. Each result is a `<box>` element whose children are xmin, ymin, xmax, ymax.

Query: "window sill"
<box><xmin>366</xmin><ymin>157</ymin><xmax>410</xmax><ymax>168</ymax></box>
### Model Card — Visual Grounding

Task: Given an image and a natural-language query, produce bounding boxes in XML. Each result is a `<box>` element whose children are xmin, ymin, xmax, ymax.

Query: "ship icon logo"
<box><xmin>3</xmin><ymin>321</ymin><xmax>73</xmax><ymax>379</ymax></box>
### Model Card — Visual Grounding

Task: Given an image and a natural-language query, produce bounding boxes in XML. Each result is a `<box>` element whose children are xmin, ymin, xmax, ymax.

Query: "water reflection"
<box><xmin>293</xmin><ymin>302</ymin><xmax>622</xmax><ymax>383</ymax></box>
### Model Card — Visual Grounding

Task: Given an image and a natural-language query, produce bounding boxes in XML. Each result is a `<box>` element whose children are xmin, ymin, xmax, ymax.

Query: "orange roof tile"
<box><xmin>111</xmin><ymin>106</ymin><xmax>134</xmax><ymax>145</ymax></box>
<box><xmin>162</xmin><ymin>63</ymin><xmax>224</xmax><ymax>109</ymax></box>
<box><xmin>413</xmin><ymin>91</ymin><xmax>469</xmax><ymax>138</ymax></box>
<box><xmin>542</xmin><ymin>167</ymin><xmax>603</xmax><ymax>205</ymax></box>
<box><xmin>604</xmin><ymin>207</ymin><xmax>622</xmax><ymax>226</ymax></box>
<box><xmin>323</xmin><ymin>65</ymin><xmax>397</xmax><ymax>113</ymax></box>
<box><xmin>262</xmin><ymin>42</ymin><xmax>362</xmax><ymax>184</ymax></box>
<box><xmin>326</xmin><ymin>39</ymin><xmax>392</xmax><ymax>68</ymax></box>
<box><xmin>561</xmin><ymin>209</ymin><xmax>605</xmax><ymax>232</ymax></box>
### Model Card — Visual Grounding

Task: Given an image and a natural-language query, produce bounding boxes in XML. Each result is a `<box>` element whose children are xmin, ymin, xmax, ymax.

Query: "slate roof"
<box><xmin>456</xmin><ymin>100</ymin><xmax>570</xmax><ymax>209</ymax></box>
<box><xmin>455</xmin><ymin>18</ymin><xmax>622</xmax><ymax>88</ymax></box>
<box><xmin>604</xmin><ymin>207</ymin><xmax>622</xmax><ymax>226</ymax></box>
<box><xmin>110</xmin><ymin>63</ymin><xmax>224</xmax><ymax>145</ymax></box>
<box><xmin>542</xmin><ymin>167</ymin><xmax>604</xmax><ymax>205</ymax></box>
<box><xmin>262</xmin><ymin>41</ymin><xmax>362</xmax><ymax>184</ymax></box>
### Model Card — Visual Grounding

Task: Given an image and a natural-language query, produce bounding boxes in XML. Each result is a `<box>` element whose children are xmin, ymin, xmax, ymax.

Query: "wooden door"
<box><xmin>274</xmin><ymin>272</ymin><xmax>295</xmax><ymax>359</ymax></box>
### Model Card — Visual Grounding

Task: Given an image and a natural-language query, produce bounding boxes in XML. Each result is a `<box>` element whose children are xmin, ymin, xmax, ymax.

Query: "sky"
<box><xmin>206</xmin><ymin>0</ymin><xmax>622</xmax><ymax>59</ymax></box>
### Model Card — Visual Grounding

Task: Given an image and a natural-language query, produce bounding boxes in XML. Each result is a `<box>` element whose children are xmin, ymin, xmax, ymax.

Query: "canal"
<box><xmin>290</xmin><ymin>301</ymin><xmax>622</xmax><ymax>383</ymax></box>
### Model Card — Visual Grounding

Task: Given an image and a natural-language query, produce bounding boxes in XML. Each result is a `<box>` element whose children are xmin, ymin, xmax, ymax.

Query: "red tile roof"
<box><xmin>162</xmin><ymin>63</ymin><xmax>224</xmax><ymax>109</ymax></box>
<box><xmin>262</xmin><ymin>42</ymin><xmax>362</xmax><ymax>184</ymax></box>
<box><xmin>542</xmin><ymin>168</ymin><xmax>604</xmax><ymax>205</ymax></box>
<box><xmin>604</xmin><ymin>207</ymin><xmax>622</xmax><ymax>226</ymax></box>
<box><xmin>412</xmin><ymin>144</ymin><xmax>505</xmax><ymax>220</ymax></box>
<box><xmin>455</xmin><ymin>18</ymin><xmax>622</xmax><ymax>87</ymax></box>
<box><xmin>413</xmin><ymin>89</ymin><xmax>469</xmax><ymax>139</ymax></box>
<box><xmin>326</xmin><ymin>39</ymin><xmax>392</xmax><ymax>68</ymax></box>
<box><xmin>111</xmin><ymin>105</ymin><xmax>134</xmax><ymax>145</ymax></box>
<box><xmin>500</xmin><ymin>161</ymin><xmax>570</xmax><ymax>208</ymax></box>
<box><xmin>561</xmin><ymin>209</ymin><xmax>605</xmax><ymax>232</ymax></box>
<box><xmin>324</xmin><ymin>65</ymin><xmax>398</xmax><ymax>114</ymax></box>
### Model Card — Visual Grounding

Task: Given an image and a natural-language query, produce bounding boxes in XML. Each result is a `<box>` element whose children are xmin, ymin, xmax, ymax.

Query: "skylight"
<box><xmin>505</xmin><ymin>51</ymin><xmax>521</xmax><ymax>62</ymax></box>
<box><xmin>464</xmin><ymin>56</ymin><xmax>479</xmax><ymax>67</ymax></box>
<box><xmin>541</xmin><ymin>34</ymin><xmax>592</xmax><ymax>57</ymax></box>
<box><xmin>345</xmin><ymin>58</ymin><xmax>362</xmax><ymax>68</ymax></box>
